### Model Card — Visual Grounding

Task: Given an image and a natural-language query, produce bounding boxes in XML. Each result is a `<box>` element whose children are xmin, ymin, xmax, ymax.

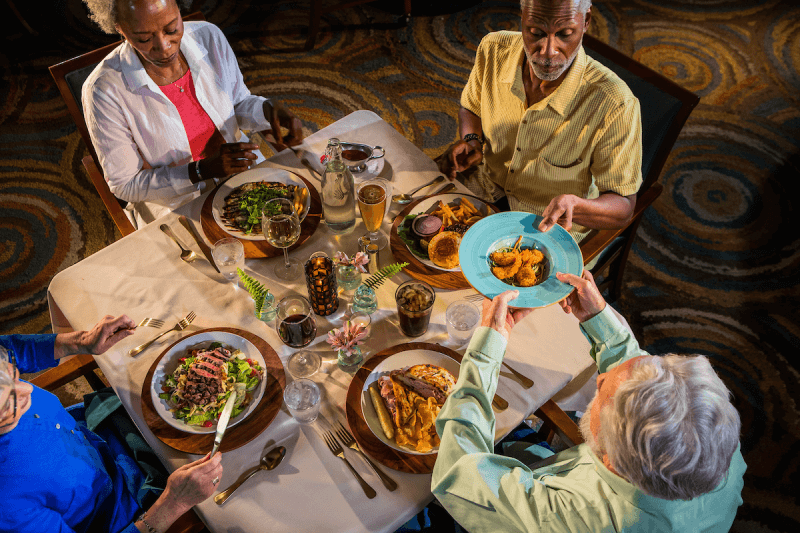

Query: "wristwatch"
<box><xmin>463</xmin><ymin>133</ymin><xmax>483</xmax><ymax>145</ymax></box>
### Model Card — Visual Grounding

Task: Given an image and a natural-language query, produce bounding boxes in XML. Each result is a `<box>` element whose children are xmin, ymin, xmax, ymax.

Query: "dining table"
<box><xmin>47</xmin><ymin>110</ymin><xmax>608</xmax><ymax>532</ymax></box>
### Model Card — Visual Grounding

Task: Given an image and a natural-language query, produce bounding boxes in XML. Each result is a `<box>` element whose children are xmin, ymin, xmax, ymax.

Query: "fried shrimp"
<box><xmin>519</xmin><ymin>249</ymin><xmax>544</xmax><ymax>266</ymax></box>
<box><xmin>490</xmin><ymin>250</ymin><xmax>519</xmax><ymax>266</ymax></box>
<box><xmin>491</xmin><ymin>253</ymin><xmax>523</xmax><ymax>280</ymax></box>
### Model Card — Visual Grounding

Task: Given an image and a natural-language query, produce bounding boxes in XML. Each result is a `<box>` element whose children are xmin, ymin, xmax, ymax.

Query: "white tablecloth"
<box><xmin>48</xmin><ymin>111</ymin><xmax>598</xmax><ymax>533</ymax></box>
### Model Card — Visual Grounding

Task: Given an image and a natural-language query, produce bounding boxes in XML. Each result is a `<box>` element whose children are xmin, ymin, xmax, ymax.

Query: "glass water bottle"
<box><xmin>321</xmin><ymin>138</ymin><xmax>356</xmax><ymax>234</ymax></box>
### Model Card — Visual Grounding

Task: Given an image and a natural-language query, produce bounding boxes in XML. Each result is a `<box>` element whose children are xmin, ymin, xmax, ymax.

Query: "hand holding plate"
<box><xmin>480</xmin><ymin>290</ymin><xmax>533</xmax><ymax>341</ymax></box>
<box><xmin>556</xmin><ymin>270</ymin><xmax>606</xmax><ymax>322</ymax></box>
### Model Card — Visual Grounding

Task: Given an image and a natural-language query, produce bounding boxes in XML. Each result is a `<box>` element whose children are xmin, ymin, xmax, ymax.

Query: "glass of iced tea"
<box><xmin>276</xmin><ymin>294</ymin><xmax>317</xmax><ymax>348</ymax></box>
<box><xmin>395</xmin><ymin>280</ymin><xmax>435</xmax><ymax>337</ymax></box>
<box><xmin>357</xmin><ymin>179</ymin><xmax>388</xmax><ymax>250</ymax></box>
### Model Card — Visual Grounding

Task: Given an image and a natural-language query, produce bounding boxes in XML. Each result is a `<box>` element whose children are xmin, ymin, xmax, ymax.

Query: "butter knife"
<box><xmin>178</xmin><ymin>215</ymin><xmax>221</xmax><ymax>273</ymax></box>
<box><xmin>211</xmin><ymin>389</ymin><xmax>237</xmax><ymax>458</ymax></box>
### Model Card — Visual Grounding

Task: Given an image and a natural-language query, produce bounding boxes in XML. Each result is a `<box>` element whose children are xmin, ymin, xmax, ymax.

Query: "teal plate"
<box><xmin>459</xmin><ymin>212</ymin><xmax>583</xmax><ymax>308</ymax></box>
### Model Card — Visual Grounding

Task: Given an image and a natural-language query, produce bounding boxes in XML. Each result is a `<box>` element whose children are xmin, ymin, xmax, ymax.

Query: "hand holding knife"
<box><xmin>178</xmin><ymin>215</ymin><xmax>221</xmax><ymax>273</ymax></box>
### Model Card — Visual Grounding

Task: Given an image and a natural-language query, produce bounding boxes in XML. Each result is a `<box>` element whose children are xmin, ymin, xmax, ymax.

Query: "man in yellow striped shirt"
<box><xmin>439</xmin><ymin>0</ymin><xmax>642</xmax><ymax>243</ymax></box>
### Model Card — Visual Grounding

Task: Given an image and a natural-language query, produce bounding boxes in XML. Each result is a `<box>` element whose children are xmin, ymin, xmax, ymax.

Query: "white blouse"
<box><xmin>82</xmin><ymin>21</ymin><xmax>269</xmax><ymax>228</ymax></box>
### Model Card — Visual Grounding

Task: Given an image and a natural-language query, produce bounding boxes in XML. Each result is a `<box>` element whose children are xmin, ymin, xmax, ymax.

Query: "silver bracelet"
<box><xmin>138</xmin><ymin>511</ymin><xmax>158</xmax><ymax>533</ymax></box>
<box><xmin>195</xmin><ymin>160</ymin><xmax>203</xmax><ymax>181</ymax></box>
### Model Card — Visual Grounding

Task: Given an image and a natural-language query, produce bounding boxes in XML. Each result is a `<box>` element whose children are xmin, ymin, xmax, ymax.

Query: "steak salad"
<box><xmin>158</xmin><ymin>342</ymin><xmax>264</xmax><ymax>427</ymax></box>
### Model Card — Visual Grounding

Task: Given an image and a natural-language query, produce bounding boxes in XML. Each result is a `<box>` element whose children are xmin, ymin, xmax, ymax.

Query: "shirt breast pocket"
<box><xmin>534</xmin><ymin>156</ymin><xmax>593</xmax><ymax>199</ymax></box>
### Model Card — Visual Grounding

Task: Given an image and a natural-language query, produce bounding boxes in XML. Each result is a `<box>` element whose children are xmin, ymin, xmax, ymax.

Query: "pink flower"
<box><xmin>325</xmin><ymin>320</ymin><xmax>367</xmax><ymax>355</ymax></box>
<box><xmin>334</xmin><ymin>251</ymin><xmax>369</xmax><ymax>273</ymax></box>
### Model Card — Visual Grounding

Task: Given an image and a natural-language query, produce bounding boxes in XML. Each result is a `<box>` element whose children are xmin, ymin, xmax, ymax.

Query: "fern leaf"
<box><xmin>237</xmin><ymin>268</ymin><xmax>270</xmax><ymax>314</ymax></box>
<box><xmin>363</xmin><ymin>262</ymin><xmax>409</xmax><ymax>289</ymax></box>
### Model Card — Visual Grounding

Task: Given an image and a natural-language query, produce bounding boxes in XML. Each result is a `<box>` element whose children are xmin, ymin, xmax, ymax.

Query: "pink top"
<box><xmin>160</xmin><ymin>69</ymin><xmax>217</xmax><ymax>161</ymax></box>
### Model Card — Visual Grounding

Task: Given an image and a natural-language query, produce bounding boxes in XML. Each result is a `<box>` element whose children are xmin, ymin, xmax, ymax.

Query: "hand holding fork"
<box><xmin>128</xmin><ymin>311</ymin><xmax>196</xmax><ymax>357</ymax></box>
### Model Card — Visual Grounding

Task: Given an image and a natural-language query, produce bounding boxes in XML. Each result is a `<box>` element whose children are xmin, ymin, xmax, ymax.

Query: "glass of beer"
<box><xmin>357</xmin><ymin>179</ymin><xmax>388</xmax><ymax>250</ymax></box>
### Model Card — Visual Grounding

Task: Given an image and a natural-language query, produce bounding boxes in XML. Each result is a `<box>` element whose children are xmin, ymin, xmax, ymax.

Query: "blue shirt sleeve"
<box><xmin>0</xmin><ymin>334</ymin><xmax>59</xmax><ymax>373</ymax></box>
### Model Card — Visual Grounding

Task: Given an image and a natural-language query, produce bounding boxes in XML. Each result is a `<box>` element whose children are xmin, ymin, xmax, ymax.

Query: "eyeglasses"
<box><xmin>0</xmin><ymin>349</ymin><xmax>18</xmax><ymax>430</ymax></box>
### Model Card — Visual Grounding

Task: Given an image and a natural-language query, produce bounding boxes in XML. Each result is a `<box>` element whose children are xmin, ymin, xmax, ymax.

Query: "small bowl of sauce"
<box><xmin>340</xmin><ymin>142</ymin><xmax>385</xmax><ymax>173</ymax></box>
<box><xmin>412</xmin><ymin>214</ymin><xmax>442</xmax><ymax>239</ymax></box>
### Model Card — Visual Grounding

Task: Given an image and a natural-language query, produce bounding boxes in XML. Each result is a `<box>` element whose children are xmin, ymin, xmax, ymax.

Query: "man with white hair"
<box><xmin>430</xmin><ymin>273</ymin><xmax>746</xmax><ymax>532</ymax></box>
<box><xmin>438</xmin><ymin>0</ymin><xmax>642</xmax><ymax>244</ymax></box>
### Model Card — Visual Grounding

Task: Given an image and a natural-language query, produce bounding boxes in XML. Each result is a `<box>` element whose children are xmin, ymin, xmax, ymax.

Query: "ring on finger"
<box><xmin>212</xmin><ymin>476</ymin><xmax>220</xmax><ymax>486</ymax></box>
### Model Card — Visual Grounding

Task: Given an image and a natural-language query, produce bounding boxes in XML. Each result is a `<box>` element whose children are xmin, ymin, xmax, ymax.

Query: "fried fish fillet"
<box><xmin>428</xmin><ymin>231</ymin><xmax>461</xmax><ymax>269</ymax></box>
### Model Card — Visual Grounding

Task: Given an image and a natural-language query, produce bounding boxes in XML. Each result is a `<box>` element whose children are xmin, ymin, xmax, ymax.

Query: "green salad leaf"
<box><xmin>397</xmin><ymin>215</ymin><xmax>429</xmax><ymax>259</ymax></box>
<box><xmin>239</xmin><ymin>186</ymin><xmax>287</xmax><ymax>234</ymax></box>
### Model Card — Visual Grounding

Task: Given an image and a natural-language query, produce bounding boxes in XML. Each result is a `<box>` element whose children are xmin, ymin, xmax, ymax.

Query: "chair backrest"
<box><xmin>48</xmin><ymin>11</ymin><xmax>207</xmax><ymax>203</ymax></box>
<box><xmin>582</xmin><ymin>34</ymin><xmax>699</xmax><ymax>194</ymax></box>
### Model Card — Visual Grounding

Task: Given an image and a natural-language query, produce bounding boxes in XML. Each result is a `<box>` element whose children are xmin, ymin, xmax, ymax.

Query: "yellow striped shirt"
<box><xmin>461</xmin><ymin>31</ymin><xmax>642</xmax><ymax>242</ymax></box>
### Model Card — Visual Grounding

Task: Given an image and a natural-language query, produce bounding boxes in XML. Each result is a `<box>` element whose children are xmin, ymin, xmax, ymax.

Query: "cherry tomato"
<box><xmin>179</xmin><ymin>357</ymin><xmax>187</xmax><ymax>363</ymax></box>
<box><xmin>202</xmin><ymin>420</ymin><xmax>213</xmax><ymax>428</ymax></box>
<box><xmin>250</xmin><ymin>370</ymin><xmax>258</xmax><ymax>377</ymax></box>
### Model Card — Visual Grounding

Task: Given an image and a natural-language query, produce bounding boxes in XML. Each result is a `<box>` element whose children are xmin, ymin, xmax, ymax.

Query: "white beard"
<box><xmin>525</xmin><ymin>40</ymin><xmax>582</xmax><ymax>82</ymax></box>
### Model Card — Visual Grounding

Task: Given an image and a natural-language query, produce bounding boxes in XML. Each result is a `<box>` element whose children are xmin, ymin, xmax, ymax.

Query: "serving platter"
<box><xmin>359</xmin><ymin>349</ymin><xmax>461</xmax><ymax>456</ymax></box>
<box><xmin>345</xmin><ymin>342</ymin><xmax>464</xmax><ymax>474</ymax></box>
<box><xmin>201</xmin><ymin>168</ymin><xmax>322</xmax><ymax>259</ymax></box>
<box><xmin>459</xmin><ymin>212</ymin><xmax>583</xmax><ymax>309</ymax></box>
<box><xmin>149</xmin><ymin>331</ymin><xmax>267</xmax><ymax>435</ymax></box>
<box><xmin>141</xmin><ymin>327</ymin><xmax>286</xmax><ymax>454</ymax></box>
<box><xmin>389</xmin><ymin>193</ymin><xmax>499</xmax><ymax>290</ymax></box>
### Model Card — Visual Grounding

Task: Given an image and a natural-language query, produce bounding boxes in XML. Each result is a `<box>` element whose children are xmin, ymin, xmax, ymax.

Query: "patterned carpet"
<box><xmin>1</xmin><ymin>0</ymin><xmax>798</xmax><ymax>530</ymax></box>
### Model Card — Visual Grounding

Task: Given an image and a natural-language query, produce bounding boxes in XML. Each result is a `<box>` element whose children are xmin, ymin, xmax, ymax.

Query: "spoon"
<box><xmin>159</xmin><ymin>224</ymin><xmax>197</xmax><ymax>263</ymax></box>
<box><xmin>214</xmin><ymin>445</ymin><xmax>286</xmax><ymax>505</ymax></box>
<box><xmin>392</xmin><ymin>175</ymin><xmax>446</xmax><ymax>204</ymax></box>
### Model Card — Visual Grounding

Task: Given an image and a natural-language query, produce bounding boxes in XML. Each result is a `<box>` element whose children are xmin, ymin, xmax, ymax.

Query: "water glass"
<box><xmin>283</xmin><ymin>378</ymin><xmax>321</xmax><ymax>423</ymax></box>
<box><xmin>446</xmin><ymin>300</ymin><xmax>480</xmax><ymax>345</ymax></box>
<box><xmin>212</xmin><ymin>238</ymin><xmax>244</xmax><ymax>281</ymax></box>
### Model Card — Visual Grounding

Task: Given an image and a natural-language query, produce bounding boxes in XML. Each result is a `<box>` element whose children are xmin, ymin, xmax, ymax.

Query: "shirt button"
<box><xmin>56</xmin><ymin>423</ymin><xmax>61</xmax><ymax>429</ymax></box>
<box><xmin>71</xmin><ymin>430</ymin><xmax>75</xmax><ymax>434</ymax></box>
<box><xmin>510</xmin><ymin>169</ymin><xmax>515</xmax><ymax>173</ymax></box>
<box><xmin>522</xmin><ymin>120</ymin><xmax>527</xmax><ymax>124</ymax></box>
<box><xmin>516</xmin><ymin>147</ymin><xmax>521</xmax><ymax>152</ymax></box>
<box><xmin>34</xmin><ymin>414</ymin><xmax>40</xmax><ymax>418</ymax></box>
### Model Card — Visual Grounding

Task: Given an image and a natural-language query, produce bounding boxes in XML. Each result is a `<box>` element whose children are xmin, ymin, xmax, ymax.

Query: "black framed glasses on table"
<box><xmin>0</xmin><ymin>345</ymin><xmax>18</xmax><ymax>431</ymax></box>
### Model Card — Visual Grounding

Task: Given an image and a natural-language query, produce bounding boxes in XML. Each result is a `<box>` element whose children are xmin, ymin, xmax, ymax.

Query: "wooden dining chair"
<box><xmin>579</xmin><ymin>34</ymin><xmax>699</xmax><ymax>301</ymax></box>
<box><xmin>48</xmin><ymin>11</ymin><xmax>207</xmax><ymax>238</ymax></box>
<box><xmin>304</xmin><ymin>0</ymin><xmax>412</xmax><ymax>50</ymax></box>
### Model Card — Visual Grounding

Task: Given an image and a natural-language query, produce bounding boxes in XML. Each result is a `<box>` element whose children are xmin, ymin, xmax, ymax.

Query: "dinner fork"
<box><xmin>335</xmin><ymin>422</ymin><xmax>397</xmax><ymax>491</ymax></box>
<box><xmin>465</xmin><ymin>293</ymin><xmax>484</xmax><ymax>303</ymax></box>
<box><xmin>322</xmin><ymin>431</ymin><xmax>377</xmax><ymax>499</ymax></box>
<box><xmin>128</xmin><ymin>311</ymin><xmax>196</xmax><ymax>357</ymax></box>
<box><xmin>137</xmin><ymin>317</ymin><xmax>164</xmax><ymax>328</ymax></box>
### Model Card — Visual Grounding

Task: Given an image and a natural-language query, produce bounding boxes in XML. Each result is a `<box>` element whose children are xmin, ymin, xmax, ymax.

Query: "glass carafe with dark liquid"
<box><xmin>321</xmin><ymin>138</ymin><xmax>356</xmax><ymax>234</ymax></box>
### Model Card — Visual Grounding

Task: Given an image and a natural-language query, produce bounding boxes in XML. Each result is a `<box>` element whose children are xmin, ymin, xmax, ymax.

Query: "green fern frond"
<box><xmin>363</xmin><ymin>262</ymin><xmax>409</xmax><ymax>290</ymax></box>
<box><xmin>237</xmin><ymin>268</ymin><xmax>271</xmax><ymax>315</ymax></box>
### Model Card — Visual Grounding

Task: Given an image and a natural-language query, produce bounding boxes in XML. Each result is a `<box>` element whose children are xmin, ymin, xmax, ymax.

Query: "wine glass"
<box><xmin>276</xmin><ymin>294</ymin><xmax>317</xmax><ymax>349</ymax></box>
<box><xmin>357</xmin><ymin>178</ymin><xmax>388</xmax><ymax>250</ymax></box>
<box><xmin>286</xmin><ymin>350</ymin><xmax>322</xmax><ymax>378</ymax></box>
<box><xmin>263</xmin><ymin>198</ymin><xmax>302</xmax><ymax>280</ymax></box>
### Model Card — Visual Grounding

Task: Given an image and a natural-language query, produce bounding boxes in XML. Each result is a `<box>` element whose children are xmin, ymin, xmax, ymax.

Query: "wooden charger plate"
<box><xmin>389</xmin><ymin>193</ymin><xmax>498</xmax><ymax>290</ymax></box>
<box><xmin>200</xmin><ymin>170</ymin><xmax>322</xmax><ymax>259</ymax></box>
<box><xmin>345</xmin><ymin>342</ymin><xmax>464</xmax><ymax>474</ymax></box>
<box><xmin>141</xmin><ymin>327</ymin><xmax>286</xmax><ymax>454</ymax></box>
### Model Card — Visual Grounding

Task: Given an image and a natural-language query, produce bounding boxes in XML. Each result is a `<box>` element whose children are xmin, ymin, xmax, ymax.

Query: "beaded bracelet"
<box><xmin>138</xmin><ymin>511</ymin><xmax>158</xmax><ymax>533</ymax></box>
<box><xmin>463</xmin><ymin>133</ymin><xmax>483</xmax><ymax>145</ymax></box>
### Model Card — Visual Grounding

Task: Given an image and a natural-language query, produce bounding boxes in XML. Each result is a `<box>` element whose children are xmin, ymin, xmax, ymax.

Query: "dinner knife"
<box><xmin>211</xmin><ymin>389</ymin><xmax>237</xmax><ymax>458</ymax></box>
<box><xmin>178</xmin><ymin>215</ymin><xmax>221</xmax><ymax>274</ymax></box>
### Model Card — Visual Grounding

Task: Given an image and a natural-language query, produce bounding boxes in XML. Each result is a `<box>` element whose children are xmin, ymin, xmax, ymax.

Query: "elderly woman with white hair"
<box><xmin>0</xmin><ymin>316</ymin><xmax>222</xmax><ymax>533</ymax></box>
<box><xmin>81</xmin><ymin>0</ymin><xmax>304</xmax><ymax>228</ymax></box>
<box><xmin>423</xmin><ymin>275</ymin><xmax>746</xmax><ymax>532</ymax></box>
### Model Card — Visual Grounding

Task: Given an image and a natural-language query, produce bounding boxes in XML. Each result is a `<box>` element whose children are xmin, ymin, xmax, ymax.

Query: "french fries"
<box><xmin>430</xmin><ymin>197</ymin><xmax>487</xmax><ymax>228</ymax></box>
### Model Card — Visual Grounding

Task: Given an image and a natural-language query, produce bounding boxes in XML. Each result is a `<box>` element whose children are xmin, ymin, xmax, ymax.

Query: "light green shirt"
<box><xmin>432</xmin><ymin>306</ymin><xmax>746</xmax><ymax>533</ymax></box>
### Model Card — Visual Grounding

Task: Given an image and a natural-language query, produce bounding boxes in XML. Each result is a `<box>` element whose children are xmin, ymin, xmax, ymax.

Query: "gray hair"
<box><xmin>520</xmin><ymin>0</ymin><xmax>592</xmax><ymax>16</ymax></box>
<box><xmin>599</xmin><ymin>354</ymin><xmax>741</xmax><ymax>500</ymax></box>
<box><xmin>83</xmin><ymin>0</ymin><xmax>193</xmax><ymax>35</ymax></box>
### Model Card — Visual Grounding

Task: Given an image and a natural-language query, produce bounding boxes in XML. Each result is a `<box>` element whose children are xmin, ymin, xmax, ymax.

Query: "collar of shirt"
<box><xmin>502</xmin><ymin>40</ymin><xmax>587</xmax><ymax>116</ymax></box>
<box><xmin>119</xmin><ymin>23</ymin><xmax>209</xmax><ymax>95</ymax></box>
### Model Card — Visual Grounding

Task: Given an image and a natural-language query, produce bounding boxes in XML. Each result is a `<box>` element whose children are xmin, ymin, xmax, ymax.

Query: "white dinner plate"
<box><xmin>396</xmin><ymin>193</ymin><xmax>493</xmax><ymax>272</ymax></box>
<box><xmin>150</xmin><ymin>331</ymin><xmax>268</xmax><ymax>434</ymax></box>
<box><xmin>212</xmin><ymin>167</ymin><xmax>310</xmax><ymax>241</ymax></box>
<box><xmin>360</xmin><ymin>349</ymin><xmax>460</xmax><ymax>456</ymax></box>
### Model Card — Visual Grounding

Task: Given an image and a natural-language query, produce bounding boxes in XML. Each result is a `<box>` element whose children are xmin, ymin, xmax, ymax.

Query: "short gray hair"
<box><xmin>599</xmin><ymin>355</ymin><xmax>741</xmax><ymax>500</ymax></box>
<box><xmin>83</xmin><ymin>0</ymin><xmax>193</xmax><ymax>35</ymax></box>
<box><xmin>520</xmin><ymin>0</ymin><xmax>592</xmax><ymax>16</ymax></box>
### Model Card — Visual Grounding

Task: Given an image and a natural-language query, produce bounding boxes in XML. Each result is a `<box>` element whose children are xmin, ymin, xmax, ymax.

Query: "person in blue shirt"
<box><xmin>0</xmin><ymin>315</ymin><xmax>223</xmax><ymax>533</ymax></box>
